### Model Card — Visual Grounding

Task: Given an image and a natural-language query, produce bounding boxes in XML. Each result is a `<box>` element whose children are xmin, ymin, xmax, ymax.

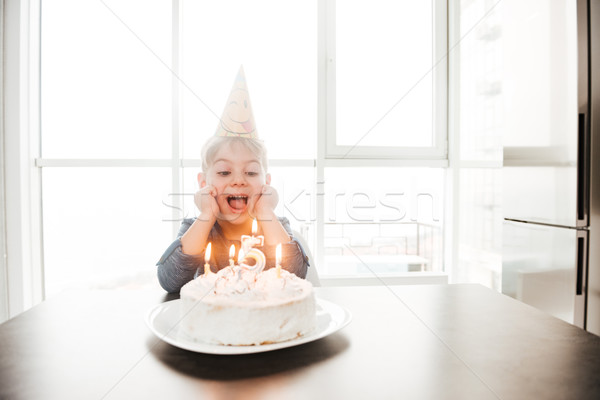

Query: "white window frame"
<box><xmin>324</xmin><ymin>0</ymin><xmax>448</xmax><ymax>161</ymax></box>
<box><xmin>2</xmin><ymin>0</ymin><xmax>44</xmax><ymax>319</ymax></box>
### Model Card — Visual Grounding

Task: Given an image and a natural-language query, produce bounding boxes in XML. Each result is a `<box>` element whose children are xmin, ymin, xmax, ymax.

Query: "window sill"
<box><xmin>319</xmin><ymin>272</ymin><xmax>448</xmax><ymax>287</ymax></box>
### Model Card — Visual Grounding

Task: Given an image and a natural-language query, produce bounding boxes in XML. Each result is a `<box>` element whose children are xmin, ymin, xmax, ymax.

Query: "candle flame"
<box><xmin>252</xmin><ymin>219</ymin><xmax>257</xmax><ymax>235</ymax></box>
<box><xmin>276</xmin><ymin>243</ymin><xmax>282</xmax><ymax>265</ymax></box>
<box><xmin>229</xmin><ymin>244</ymin><xmax>235</xmax><ymax>259</ymax></box>
<box><xmin>205</xmin><ymin>242</ymin><xmax>212</xmax><ymax>263</ymax></box>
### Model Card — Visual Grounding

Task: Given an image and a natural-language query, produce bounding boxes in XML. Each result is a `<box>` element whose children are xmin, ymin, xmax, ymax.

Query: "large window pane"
<box><xmin>323</xmin><ymin>168</ymin><xmax>444</xmax><ymax>275</ymax></box>
<box><xmin>43</xmin><ymin>168</ymin><xmax>172</xmax><ymax>296</ymax></box>
<box><xmin>181</xmin><ymin>0</ymin><xmax>317</xmax><ymax>159</ymax></box>
<box><xmin>458</xmin><ymin>0</ymin><xmax>503</xmax><ymax>161</ymax></box>
<box><xmin>41</xmin><ymin>0</ymin><xmax>172</xmax><ymax>158</ymax></box>
<box><xmin>456</xmin><ymin>168</ymin><xmax>502</xmax><ymax>289</ymax></box>
<box><xmin>268</xmin><ymin>166</ymin><xmax>316</xmax><ymax>255</ymax></box>
<box><xmin>336</xmin><ymin>0</ymin><xmax>433</xmax><ymax>147</ymax></box>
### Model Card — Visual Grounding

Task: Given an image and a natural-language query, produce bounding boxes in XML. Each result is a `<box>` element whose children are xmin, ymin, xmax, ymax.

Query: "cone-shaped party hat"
<box><xmin>214</xmin><ymin>66</ymin><xmax>258</xmax><ymax>138</ymax></box>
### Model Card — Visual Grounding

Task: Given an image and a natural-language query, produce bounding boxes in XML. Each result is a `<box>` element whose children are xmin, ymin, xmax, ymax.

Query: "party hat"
<box><xmin>214</xmin><ymin>66</ymin><xmax>258</xmax><ymax>138</ymax></box>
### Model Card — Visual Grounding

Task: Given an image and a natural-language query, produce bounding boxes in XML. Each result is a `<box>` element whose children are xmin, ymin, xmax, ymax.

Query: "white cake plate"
<box><xmin>145</xmin><ymin>298</ymin><xmax>352</xmax><ymax>355</ymax></box>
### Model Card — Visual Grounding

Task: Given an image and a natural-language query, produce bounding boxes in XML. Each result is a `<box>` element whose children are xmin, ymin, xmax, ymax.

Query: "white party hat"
<box><xmin>214</xmin><ymin>66</ymin><xmax>258</xmax><ymax>138</ymax></box>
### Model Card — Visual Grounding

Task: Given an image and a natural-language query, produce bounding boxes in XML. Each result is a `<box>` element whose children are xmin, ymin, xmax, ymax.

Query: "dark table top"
<box><xmin>1</xmin><ymin>284</ymin><xmax>599</xmax><ymax>400</ymax></box>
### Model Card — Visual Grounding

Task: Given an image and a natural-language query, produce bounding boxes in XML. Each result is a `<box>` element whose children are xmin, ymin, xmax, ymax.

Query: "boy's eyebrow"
<box><xmin>213</xmin><ymin>158</ymin><xmax>261</xmax><ymax>166</ymax></box>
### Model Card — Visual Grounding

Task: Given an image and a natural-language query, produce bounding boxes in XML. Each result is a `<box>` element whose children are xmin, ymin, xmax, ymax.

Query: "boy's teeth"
<box><xmin>227</xmin><ymin>195</ymin><xmax>248</xmax><ymax>210</ymax></box>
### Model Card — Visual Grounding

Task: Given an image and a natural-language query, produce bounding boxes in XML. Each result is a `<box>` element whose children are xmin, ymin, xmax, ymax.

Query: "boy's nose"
<box><xmin>230</xmin><ymin>172</ymin><xmax>247</xmax><ymax>186</ymax></box>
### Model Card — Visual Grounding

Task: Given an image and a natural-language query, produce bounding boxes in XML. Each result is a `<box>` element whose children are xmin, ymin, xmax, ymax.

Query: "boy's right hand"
<box><xmin>194</xmin><ymin>185</ymin><xmax>219</xmax><ymax>221</ymax></box>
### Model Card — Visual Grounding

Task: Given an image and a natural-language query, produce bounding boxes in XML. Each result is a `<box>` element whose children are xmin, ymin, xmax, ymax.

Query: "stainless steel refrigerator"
<box><xmin>502</xmin><ymin>0</ymin><xmax>600</xmax><ymax>334</ymax></box>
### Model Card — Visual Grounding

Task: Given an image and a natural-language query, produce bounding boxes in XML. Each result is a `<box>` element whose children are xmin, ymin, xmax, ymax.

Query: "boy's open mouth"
<box><xmin>227</xmin><ymin>195</ymin><xmax>248</xmax><ymax>212</ymax></box>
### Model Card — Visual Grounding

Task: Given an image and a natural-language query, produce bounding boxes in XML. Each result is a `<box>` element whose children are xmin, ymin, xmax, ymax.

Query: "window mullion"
<box><xmin>172</xmin><ymin>0</ymin><xmax>183</xmax><ymax>238</ymax></box>
<box><xmin>316</xmin><ymin>0</ymin><xmax>333</xmax><ymax>269</ymax></box>
<box><xmin>325</xmin><ymin>0</ymin><xmax>336</xmax><ymax>162</ymax></box>
<box><xmin>434</xmin><ymin>0</ymin><xmax>449</xmax><ymax>157</ymax></box>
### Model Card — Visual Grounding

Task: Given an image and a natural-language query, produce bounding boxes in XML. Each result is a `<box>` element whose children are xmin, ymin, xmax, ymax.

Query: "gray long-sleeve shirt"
<box><xmin>156</xmin><ymin>217</ymin><xmax>310</xmax><ymax>293</ymax></box>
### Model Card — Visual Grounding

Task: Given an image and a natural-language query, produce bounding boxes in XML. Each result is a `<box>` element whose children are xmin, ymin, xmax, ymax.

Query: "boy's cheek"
<box><xmin>214</xmin><ymin>191</ymin><xmax>225</xmax><ymax>201</ymax></box>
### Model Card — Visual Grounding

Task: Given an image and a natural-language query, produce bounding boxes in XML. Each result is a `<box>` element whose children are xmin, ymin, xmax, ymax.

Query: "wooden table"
<box><xmin>1</xmin><ymin>284</ymin><xmax>599</xmax><ymax>399</ymax></box>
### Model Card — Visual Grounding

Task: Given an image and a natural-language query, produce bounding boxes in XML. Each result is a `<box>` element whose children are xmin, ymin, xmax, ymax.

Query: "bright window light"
<box><xmin>336</xmin><ymin>0</ymin><xmax>433</xmax><ymax>148</ymax></box>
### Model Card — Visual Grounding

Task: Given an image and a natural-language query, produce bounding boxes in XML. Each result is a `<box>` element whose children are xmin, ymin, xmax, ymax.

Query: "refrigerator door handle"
<box><xmin>577</xmin><ymin>113</ymin><xmax>590</xmax><ymax>226</ymax></box>
<box><xmin>576</xmin><ymin>232</ymin><xmax>586</xmax><ymax>295</ymax></box>
<box><xmin>574</xmin><ymin>229</ymin><xmax>588</xmax><ymax>328</ymax></box>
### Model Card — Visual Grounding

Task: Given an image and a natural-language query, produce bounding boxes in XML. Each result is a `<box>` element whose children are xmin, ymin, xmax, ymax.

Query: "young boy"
<box><xmin>156</xmin><ymin>68</ymin><xmax>309</xmax><ymax>293</ymax></box>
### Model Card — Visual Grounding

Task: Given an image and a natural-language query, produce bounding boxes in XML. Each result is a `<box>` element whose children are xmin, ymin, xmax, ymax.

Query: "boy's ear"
<box><xmin>265</xmin><ymin>173</ymin><xmax>271</xmax><ymax>185</ymax></box>
<box><xmin>198</xmin><ymin>172</ymin><xmax>207</xmax><ymax>188</ymax></box>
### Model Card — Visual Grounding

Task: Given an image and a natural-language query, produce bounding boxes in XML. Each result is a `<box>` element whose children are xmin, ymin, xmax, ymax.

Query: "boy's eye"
<box><xmin>246</xmin><ymin>171</ymin><xmax>259</xmax><ymax>177</ymax></box>
<box><xmin>217</xmin><ymin>171</ymin><xmax>231</xmax><ymax>176</ymax></box>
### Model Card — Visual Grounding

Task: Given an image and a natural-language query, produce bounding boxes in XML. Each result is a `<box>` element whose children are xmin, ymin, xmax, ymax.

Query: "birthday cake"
<box><xmin>179</xmin><ymin>259</ymin><xmax>316</xmax><ymax>346</ymax></box>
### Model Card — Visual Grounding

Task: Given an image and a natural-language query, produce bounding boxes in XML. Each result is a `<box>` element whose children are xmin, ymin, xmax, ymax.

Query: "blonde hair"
<box><xmin>201</xmin><ymin>136</ymin><xmax>269</xmax><ymax>173</ymax></box>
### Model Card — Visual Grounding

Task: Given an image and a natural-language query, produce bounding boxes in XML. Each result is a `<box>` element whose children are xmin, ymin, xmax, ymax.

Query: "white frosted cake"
<box><xmin>179</xmin><ymin>266</ymin><xmax>316</xmax><ymax>346</ymax></box>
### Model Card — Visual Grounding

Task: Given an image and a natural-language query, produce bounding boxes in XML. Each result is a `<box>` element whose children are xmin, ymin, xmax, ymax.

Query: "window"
<box><xmin>329</xmin><ymin>0</ymin><xmax>447</xmax><ymax>159</ymax></box>
<box><xmin>320</xmin><ymin>0</ymin><xmax>447</xmax><ymax>278</ymax></box>
<box><xmin>38</xmin><ymin>0</ymin><xmax>448</xmax><ymax>296</ymax></box>
<box><xmin>180</xmin><ymin>0</ymin><xmax>317</xmax><ymax>160</ymax></box>
<box><xmin>41</xmin><ymin>0</ymin><xmax>172</xmax><ymax>159</ymax></box>
<box><xmin>322</xmin><ymin>167</ymin><xmax>444</xmax><ymax>276</ymax></box>
<box><xmin>450</xmin><ymin>0</ymin><xmax>503</xmax><ymax>289</ymax></box>
<box><xmin>42</xmin><ymin>168</ymin><xmax>173</xmax><ymax>295</ymax></box>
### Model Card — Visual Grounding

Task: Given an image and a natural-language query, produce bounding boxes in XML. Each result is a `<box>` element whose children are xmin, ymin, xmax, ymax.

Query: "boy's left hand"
<box><xmin>251</xmin><ymin>184</ymin><xmax>279</xmax><ymax>221</ymax></box>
